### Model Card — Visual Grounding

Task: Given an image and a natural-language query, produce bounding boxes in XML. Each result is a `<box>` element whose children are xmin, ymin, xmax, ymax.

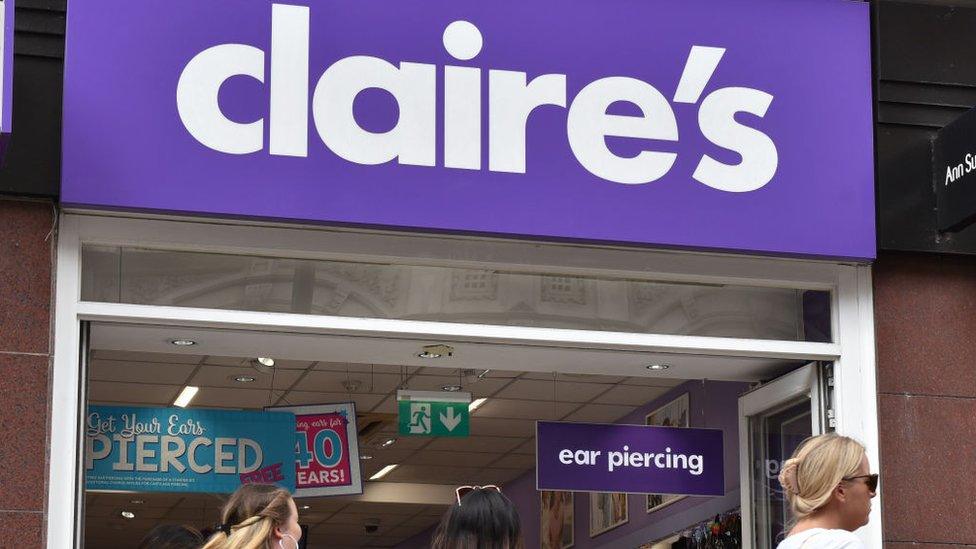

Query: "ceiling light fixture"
<box><xmin>234</xmin><ymin>375</ymin><xmax>256</xmax><ymax>383</ymax></box>
<box><xmin>441</xmin><ymin>384</ymin><xmax>462</xmax><ymax>392</ymax></box>
<box><xmin>369</xmin><ymin>464</ymin><xmax>398</xmax><ymax>481</ymax></box>
<box><xmin>360</xmin><ymin>454</ymin><xmax>374</xmax><ymax>460</ymax></box>
<box><xmin>468</xmin><ymin>398</ymin><xmax>488</xmax><ymax>413</ymax></box>
<box><xmin>300</xmin><ymin>505</ymin><xmax>311</xmax><ymax>511</ymax></box>
<box><xmin>417</xmin><ymin>344</ymin><xmax>454</xmax><ymax>359</ymax></box>
<box><xmin>129</xmin><ymin>499</ymin><xmax>145</xmax><ymax>505</ymax></box>
<box><xmin>646</xmin><ymin>363</ymin><xmax>671</xmax><ymax>371</ymax></box>
<box><xmin>173</xmin><ymin>386</ymin><xmax>200</xmax><ymax>408</ymax></box>
<box><xmin>169</xmin><ymin>339</ymin><xmax>196</xmax><ymax>346</ymax></box>
<box><xmin>120</xmin><ymin>511</ymin><xmax>136</xmax><ymax>519</ymax></box>
<box><xmin>256</xmin><ymin>357</ymin><xmax>275</xmax><ymax>367</ymax></box>
<box><xmin>380</xmin><ymin>438</ymin><xmax>397</xmax><ymax>448</ymax></box>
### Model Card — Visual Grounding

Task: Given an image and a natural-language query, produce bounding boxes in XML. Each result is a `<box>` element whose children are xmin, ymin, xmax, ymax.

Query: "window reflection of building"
<box><xmin>83</xmin><ymin>247</ymin><xmax>824</xmax><ymax>342</ymax></box>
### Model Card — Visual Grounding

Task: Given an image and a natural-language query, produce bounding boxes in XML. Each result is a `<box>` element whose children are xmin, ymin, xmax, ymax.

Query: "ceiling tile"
<box><xmin>474</xmin><ymin>398</ymin><xmax>577</xmax><ymax>420</ymax></box>
<box><xmin>521</xmin><ymin>371</ymin><xmax>627</xmax><ymax>384</ymax></box>
<box><xmin>342</xmin><ymin>502</ymin><xmax>427</xmax><ymax>517</ymax></box>
<box><xmin>91</xmin><ymin>492</ymin><xmax>189</xmax><ymax>508</ymax></box>
<box><xmin>190</xmin><ymin>365</ymin><xmax>303</xmax><ymax>390</ymax></box>
<box><xmin>282</xmin><ymin>391</ymin><xmax>385</xmax><ymax>411</ymax></box>
<box><xmin>490</xmin><ymin>453</ymin><xmax>537</xmax><ymax>469</ymax></box>
<box><xmin>423</xmin><ymin>436</ymin><xmax>524</xmax><ymax>453</ymax></box>
<box><xmin>291</xmin><ymin>499</ymin><xmax>350</xmax><ymax>515</ymax></box>
<box><xmin>299</xmin><ymin>371</ymin><xmax>401</xmax><ymax>395</ymax></box>
<box><xmin>360</xmin><ymin>435</ymin><xmax>428</xmax><ymax>452</ymax></box>
<box><xmin>190</xmin><ymin>387</ymin><xmax>285</xmax><ymax>409</ymax></box>
<box><xmin>201</xmin><ymin>355</ymin><xmax>247</xmax><ymax>366</ymax></box>
<box><xmin>561</xmin><ymin>403</ymin><xmax>634</xmax><ymax>423</ymax></box>
<box><xmin>371</xmin><ymin>395</ymin><xmax>397</xmax><ymax>413</ymax></box>
<box><xmin>493</xmin><ymin>379</ymin><xmax>611</xmax><ymax>402</ymax></box>
<box><xmin>88</xmin><ymin>381</ymin><xmax>181</xmax><ymax>405</ymax></box>
<box><xmin>620</xmin><ymin>376</ymin><xmax>686</xmax><ymax>387</ymax></box>
<box><xmin>512</xmin><ymin>439</ymin><xmax>535</xmax><ymax>454</ymax></box>
<box><xmin>592</xmin><ymin>384</ymin><xmax>670</xmax><ymax>406</ymax></box>
<box><xmin>315</xmin><ymin>362</ymin><xmax>411</xmax><ymax>375</ymax></box>
<box><xmin>468</xmin><ymin>417</ymin><xmax>536</xmax><ymax>438</ymax></box>
<box><xmin>93</xmin><ymin>350</ymin><xmax>203</xmax><ymax>364</ymax></box>
<box><xmin>399</xmin><ymin>375</ymin><xmax>509</xmax><ymax>397</ymax></box>
<box><xmin>380</xmin><ymin>464</ymin><xmax>516</xmax><ymax>486</ymax></box>
<box><xmin>405</xmin><ymin>451</ymin><xmax>502</xmax><ymax>468</ymax></box>
<box><xmin>269</xmin><ymin>359</ymin><xmax>316</xmax><ymax>370</ymax></box>
<box><xmin>89</xmin><ymin>360</ymin><xmax>196</xmax><ymax>385</ymax></box>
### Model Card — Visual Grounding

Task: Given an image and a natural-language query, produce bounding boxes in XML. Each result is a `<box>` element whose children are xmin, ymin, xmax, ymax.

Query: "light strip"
<box><xmin>468</xmin><ymin>398</ymin><xmax>488</xmax><ymax>413</ymax></box>
<box><xmin>369</xmin><ymin>464</ymin><xmax>399</xmax><ymax>481</ymax></box>
<box><xmin>173</xmin><ymin>386</ymin><xmax>199</xmax><ymax>408</ymax></box>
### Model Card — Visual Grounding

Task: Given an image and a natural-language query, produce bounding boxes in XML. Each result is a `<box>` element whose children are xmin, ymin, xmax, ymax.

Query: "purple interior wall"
<box><xmin>395</xmin><ymin>380</ymin><xmax>748</xmax><ymax>548</ymax></box>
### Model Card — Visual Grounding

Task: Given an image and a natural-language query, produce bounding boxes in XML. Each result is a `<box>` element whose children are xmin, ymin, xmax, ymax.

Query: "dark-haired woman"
<box><xmin>431</xmin><ymin>485</ymin><xmax>524</xmax><ymax>549</ymax></box>
<box><xmin>201</xmin><ymin>483</ymin><xmax>303</xmax><ymax>549</ymax></box>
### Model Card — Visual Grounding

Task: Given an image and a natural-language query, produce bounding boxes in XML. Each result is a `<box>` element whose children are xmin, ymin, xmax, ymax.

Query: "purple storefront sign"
<box><xmin>536</xmin><ymin>421</ymin><xmax>724</xmax><ymax>496</ymax></box>
<box><xmin>61</xmin><ymin>0</ymin><xmax>874</xmax><ymax>259</ymax></box>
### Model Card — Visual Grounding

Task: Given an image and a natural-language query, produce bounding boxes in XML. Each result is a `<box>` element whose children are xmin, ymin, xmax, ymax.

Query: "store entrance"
<box><xmin>81</xmin><ymin>321</ymin><xmax>815</xmax><ymax>549</ymax></box>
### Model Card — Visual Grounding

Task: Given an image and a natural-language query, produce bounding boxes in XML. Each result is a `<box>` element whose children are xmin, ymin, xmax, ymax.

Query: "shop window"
<box><xmin>81</xmin><ymin>246</ymin><xmax>832</xmax><ymax>342</ymax></box>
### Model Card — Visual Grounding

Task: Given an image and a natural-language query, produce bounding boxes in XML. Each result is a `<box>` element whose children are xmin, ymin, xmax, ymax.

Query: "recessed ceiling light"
<box><xmin>646</xmin><ymin>363</ymin><xmax>670</xmax><ymax>370</ymax></box>
<box><xmin>120</xmin><ymin>511</ymin><xmax>135</xmax><ymax>519</ymax></box>
<box><xmin>441</xmin><ymin>384</ymin><xmax>462</xmax><ymax>392</ymax></box>
<box><xmin>380</xmin><ymin>438</ymin><xmax>396</xmax><ymax>448</ymax></box>
<box><xmin>169</xmin><ymin>339</ymin><xmax>196</xmax><ymax>346</ymax></box>
<box><xmin>468</xmin><ymin>398</ymin><xmax>488</xmax><ymax>412</ymax></box>
<box><xmin>300</xmin><ymin>505</ymin><xmax>311</xmax><ymax>511</ymax></box>
<box><xmin>173</xmin><ymin>386</ymin><xmax>199</xmax><ymax>408</ymax></box>
<box><xmin>256</xmin><ymin>357</ymin><xmax>275</xmax><ymax>367</ymax></box>
<box><xmin>234</xmin><ymin>375</ymin><xmax>256</xmax><ymax>383</ymax></box>
<box><xmin>369</xmin><ymin>464</ymin><xmax>398</xmax><ymax>481</ymax></box>
<box><xmin>360</xmin><ymin>454</ymin><xmax>374</xmax><ymax>460</ymax></box>
<box><xmin>129</xmin><ymin>499</ymin><xmax>145</xmax><ymax>505</ymax></box>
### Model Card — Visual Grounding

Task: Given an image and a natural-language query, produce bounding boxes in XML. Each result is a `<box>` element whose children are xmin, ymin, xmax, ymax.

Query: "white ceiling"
<box><xmin>84</xmin><ymin>322</ymin><xmax>799</xmax><ymax>548</ymax></box>
<box><xmin>90</xmin><ymin>323</ymin><xmax>797</xmax><ymax>381</ymax></box>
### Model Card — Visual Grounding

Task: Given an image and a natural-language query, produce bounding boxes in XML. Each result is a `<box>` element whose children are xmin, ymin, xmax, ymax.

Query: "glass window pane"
<box><xmin>81</xmin><ymin>246</ymin><xmax>832</xmax><ymax>342</ymax></box>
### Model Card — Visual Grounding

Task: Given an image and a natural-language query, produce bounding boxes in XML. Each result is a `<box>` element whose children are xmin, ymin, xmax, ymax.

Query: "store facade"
<box><xmin>0</xmin><ymin>0</ymin><xmax>889</xmax><ymax>547</ymax></box>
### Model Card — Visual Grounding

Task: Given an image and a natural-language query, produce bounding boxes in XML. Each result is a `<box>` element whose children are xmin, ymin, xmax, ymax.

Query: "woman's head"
<box><xmin>431</xmin><ymin>486</ymin><xmax>524</xmax><ymax>549</ymax></box>
<box><xmin>778</xmin><ymin>433</ymin><xmax>877</xmax><ymax>530</ymax></box>
<box><xmin>201</xmin><ymin>484</ymin><xmax>302</xmax><ymax>549</ymax></box>
<box><xmin>137</xmin><ymin>524</ymin><xmax>203</xmax><ymax>549</ymax></box>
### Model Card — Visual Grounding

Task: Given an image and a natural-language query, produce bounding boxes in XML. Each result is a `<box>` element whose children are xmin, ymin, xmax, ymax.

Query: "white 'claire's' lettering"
<box><xmin>176</xmin><ymin>5</ymin><xmax>779</xmax><ymax>192</ymax></box>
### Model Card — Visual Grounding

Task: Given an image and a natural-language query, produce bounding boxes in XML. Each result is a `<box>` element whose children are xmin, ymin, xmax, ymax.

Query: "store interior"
<box><xmin>82</xmin><ymin>322</ymin><xmax>805</xmax><ymax>548</ymax></box>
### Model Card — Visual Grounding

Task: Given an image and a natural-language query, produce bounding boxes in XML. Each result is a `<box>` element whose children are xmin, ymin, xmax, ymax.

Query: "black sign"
<box><xmin>936</xmin><ymin>108</ymin><xmax>976</xmax><ymax>232</ymax></box>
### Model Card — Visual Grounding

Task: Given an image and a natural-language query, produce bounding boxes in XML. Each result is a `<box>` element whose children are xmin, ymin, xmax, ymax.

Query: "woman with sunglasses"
<box><xmin>431</xmin><ymin>485</ymin><xmax>524</xmax><ymax>549</ymax></box>
<box><xmin>776</xmin><ymin>433</ymin><xmax>879</xmax><ymax>548</ymax></box>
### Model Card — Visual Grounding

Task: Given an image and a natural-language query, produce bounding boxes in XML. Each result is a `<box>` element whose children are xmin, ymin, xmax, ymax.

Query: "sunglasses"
<box><xmin>842</xmin><ymin>473</ymin><xmax>879</xmax><ymax>492</ymax></box>
<box><xmin>455</xmin><ymin>485</ymin><xmax>502</xmax><ymax>505</ymax></box>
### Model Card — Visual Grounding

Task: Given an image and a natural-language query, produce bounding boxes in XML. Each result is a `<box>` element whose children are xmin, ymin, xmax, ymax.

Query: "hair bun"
<box><xmin>778</xmin><ymin>460</ymin><xmax>801</xmax><ymax>496</ymax></box>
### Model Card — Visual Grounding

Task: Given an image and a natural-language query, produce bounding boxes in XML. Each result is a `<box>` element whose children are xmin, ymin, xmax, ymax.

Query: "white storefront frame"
<box><xmin>48</xmin><ymin>212</ymin><xmax>880</xmax><ymax>548</ymax></box>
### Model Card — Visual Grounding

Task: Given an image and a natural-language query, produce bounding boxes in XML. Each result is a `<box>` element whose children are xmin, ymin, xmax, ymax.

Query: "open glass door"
<box><xmin>739</xmin><ymin>363</ymin><xmax>831</xmax><ymax>549</ymax></box>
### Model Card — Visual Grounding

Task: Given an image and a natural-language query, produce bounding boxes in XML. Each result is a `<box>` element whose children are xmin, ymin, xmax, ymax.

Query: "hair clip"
<box><xmin>215</xmin><ymin>523</ymin><xmax>232</xmax><ymax>535</ymax></box>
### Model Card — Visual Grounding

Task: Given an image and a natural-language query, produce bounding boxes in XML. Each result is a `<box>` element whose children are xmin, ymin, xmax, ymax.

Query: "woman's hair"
<box><xmin>431</xmin><ymin>488</ymin><xmax>524</xmax><ymax>549</ymax></box>
<box><xmin>137</xmin><ymin>524</ymin><xmax>203</xmax><ymax>549</ymax></box>
<box><xmin>778</xmin><ymin>433</ymin><xmax>866</xmax><ymax>521</ymax></box>
<box><xmin>201</xmin><ymin>484</ymin><xmax>294</xmax><ymax>549</ymax></box>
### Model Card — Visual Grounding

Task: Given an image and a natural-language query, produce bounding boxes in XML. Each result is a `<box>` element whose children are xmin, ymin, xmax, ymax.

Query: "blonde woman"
<box><xmin>202</xmin><ymin>484</ymin><xmax>303</xmax><ymax>549</ymax></box>
<box><xmin>777</xmin><ymin>434</ymin><xmax>878</xmax><ymax>548</ymax></box>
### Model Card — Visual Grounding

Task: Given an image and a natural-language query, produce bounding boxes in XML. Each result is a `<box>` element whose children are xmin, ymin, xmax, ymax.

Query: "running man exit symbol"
<box><xmin>409</xmin><ymin>402</ymin><xmax>432</xmax><ymax>434</ymax></box>
<box><xmin>397</xmin><ymin>390</ymin><xmax>470</xmax><ymax>438</ymax></box>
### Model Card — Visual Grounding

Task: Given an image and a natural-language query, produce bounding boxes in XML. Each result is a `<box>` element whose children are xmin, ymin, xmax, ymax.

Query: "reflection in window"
<box><xmin>81</xmin><ymin>246</ymin><xmax>832</xmax><ymax>342</ymax></box>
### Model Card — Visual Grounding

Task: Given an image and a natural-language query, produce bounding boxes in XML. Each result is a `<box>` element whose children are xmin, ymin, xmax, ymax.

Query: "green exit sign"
<box><xmin>397</xmin><ymin>390</ymin><xmax>470</xmax><ymax>437</ymax></box>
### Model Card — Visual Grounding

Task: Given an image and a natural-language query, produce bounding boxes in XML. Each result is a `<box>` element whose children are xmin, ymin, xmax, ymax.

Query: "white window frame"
<box><xmin>48</xmin><ymin>212</ymin><xmax>880</xmax><ymax>548</ymax></box>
